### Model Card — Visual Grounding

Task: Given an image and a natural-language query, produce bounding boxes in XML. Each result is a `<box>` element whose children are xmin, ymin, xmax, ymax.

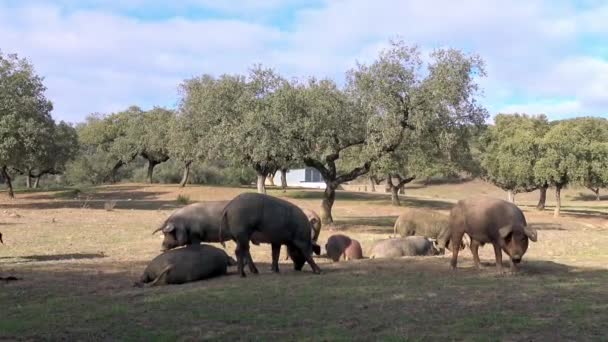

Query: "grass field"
<box><xmin>1</xmin><ymin>180</ymin><xmax>607</xmax><ymax>341</ymax></box>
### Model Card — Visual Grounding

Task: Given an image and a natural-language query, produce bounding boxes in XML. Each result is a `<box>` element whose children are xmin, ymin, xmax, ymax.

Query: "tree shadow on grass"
<box><xmin>334</xmin><ymin>215</ymin><xmax>398</xmax><ymax>228</ymax></box>
<box><xmin>330</xmin><ymin>216</ymin><xmax>398</xmax><ymax>234</ymax></box>
<box><xmin>528</xmin><ymin>223</ymin><xmax>567</xmax><ymax>231</ymax></box>
<box><xmin>282</xmin><ymin>189</ymin><xmax>454</xmax><ymax>210</ymax></box>
<box><xmin>569</xmin><ymin>193</ymin><xmax>608</xmax><ymax>202</ymax></box>
<box><xmin>0</xmin><ymin>253</ymin><xmax>107</xmax><ymax>263</ymax></box>
<box><xmin>27</xmin><ymin>189</ymin><xmax>171</xmax><ymax>201</ymax></box>
<box><xmin>0</xmin><ymin>199</ymin><xmax>184</xmax><ymax>211</ymax></box>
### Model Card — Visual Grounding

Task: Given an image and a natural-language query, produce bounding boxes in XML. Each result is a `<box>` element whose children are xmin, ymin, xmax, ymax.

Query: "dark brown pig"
<box><xmin>220</xmin><ymin>193</ymin><xmax>322</xmax><ymax>277</ymax></box>
<box><xmin>325</xmin><ymin>234</ymin><xmax>363</xmax><ymax>262</ymax></box>
<box><xmin>135</xmin><ymin>244</ymin><xmax>235</xmax><ymax>287</ymax></box>
<box><xmin>153</xmin><ymin>201</ymin><xmax>230</xmax><ymax>251</ymax></box>
<box><xmin>449</xmin><ymin>197</ymin><xmax>538</xmax><ymax>272</ymax></box>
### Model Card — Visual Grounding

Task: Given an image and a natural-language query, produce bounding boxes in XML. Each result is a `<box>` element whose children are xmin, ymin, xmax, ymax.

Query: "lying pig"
<box><xmin>448</xmin><ymin>197</ymin><xmax>537</xmax><ymax>272</ymax></box>
<box><xmin>370</xmin><ymin>236</ymin><xmax>442</xmax><ymax>259</ymax></box>
<box><xmin>325</xmin><ymin>234</ymin><xmax>363</xmax><ymax>262</ymax></box>
<box><xmin>135</xmin><ymin>244</ymin><xmax>235</xmax><ymax>287</ymax></box>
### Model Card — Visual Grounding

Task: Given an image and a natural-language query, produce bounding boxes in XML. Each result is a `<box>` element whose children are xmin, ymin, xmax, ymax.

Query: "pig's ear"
<box><xmin>162</xmin><ymin>223</ymin><xmax>175</xmax><ymax>233</ymax></box>
<box><xmin>312</xmin><ymin>243</ymin><xmax>321</xmax><ymax>255</ymax></box>
<box><xmin>524</xmin><ymin>226</ymin><xmax>538</xmax><ymax>242</ymax></box>
<box><xmin>498</xmin><ymin>225</ymin><xmax>512</xmax><ymax>240</ymax></box>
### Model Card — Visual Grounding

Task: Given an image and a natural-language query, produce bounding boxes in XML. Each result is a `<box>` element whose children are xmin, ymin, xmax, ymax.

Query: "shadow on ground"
<box><xmin>1</xmin><ymin>257</ymin><xmax>606</xmax><ymax>340</ymax></box>
<box><xmin>0</xmin><ymin>199</ymin><xmax>183</xmax><ymax>211</ymax></box>
<box><xmin>0</xmin><ymin>253</ymin><xmax>107</xmax><ymax>263</ymax></box>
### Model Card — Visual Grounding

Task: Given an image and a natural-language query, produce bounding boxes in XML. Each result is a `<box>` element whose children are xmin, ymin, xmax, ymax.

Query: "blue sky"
<box><xmin>1</xmin><ymin>0</ymin><xmax>607</xmax><ymax>123</ymax></box>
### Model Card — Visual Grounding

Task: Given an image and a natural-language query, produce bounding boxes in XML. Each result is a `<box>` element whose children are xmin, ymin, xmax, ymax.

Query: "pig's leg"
<box><xmin>470</xmin><ymin>239</ymin><xmax>481</xmax><ymax>269</ymax></box>
<box><xmin>492</xmin><ymin>243</ymin><xmax>504</xmax><ymax>273</ymax></box>
<box><xmin>235</xmin><ymin>243</ymin><xmax>246</xmax><ymax>277</ymax></box>
<box><xmin>450</xmin><ymin>230</ymin><xmax>465</xmax><ymax>270</ymax></box>
<box><xmin>305</xmin><ymin>253</ymin><xmax>321</xmax><ymax>274</ymax></box>
<box><xmin>245</xmin><ymin>248</ymin><xmax>258</xmax><ymax>274</ymax></box>
<box><xmin>271</xmin><ymin>243</ymin><xmax>281</xmax><ymax>273</ymax></box>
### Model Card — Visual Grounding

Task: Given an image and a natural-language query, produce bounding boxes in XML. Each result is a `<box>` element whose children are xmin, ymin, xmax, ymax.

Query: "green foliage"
<box><xmin>345</xmin><ymin>41</ymin><xmax>487</xmax><ymax>190</ymax></box>
<box><xmin>0</xmin><ymin>52</ymin><xmax>56</xmax><ymax>196</ymax></box>
<box><xmin>178</xmin><ymin>66</ymin><xmax>295</xmax><ymax>193</ymax></box>
<box><xmin>535</xmin><ymin>117</ymin><xmax>608</xmax><ymax>188</ymax></box>
<box><xmin>65</xmin><ymin>148</ymin><xmax>132</xmax><ymax>185</ymax></box>
<box><xmin>479</xmin><ymin>113</ymin><xmax>550</xmax><ymax>193</ymax></box>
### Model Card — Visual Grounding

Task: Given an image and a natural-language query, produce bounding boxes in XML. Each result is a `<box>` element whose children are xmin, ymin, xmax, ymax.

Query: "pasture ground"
<box><xmin>1</xmin><ymin>180</ymin><xmax>607</xmax><ymax>341</ymax></box>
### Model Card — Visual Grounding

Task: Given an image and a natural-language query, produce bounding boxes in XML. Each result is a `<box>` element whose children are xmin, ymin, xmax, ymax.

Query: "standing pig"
<box><xmin>325</xmin><ymin>234</ymin><xmax>363</xmax><ymax>262</ymax></box>
<box><xmin>0</xmin><ymin>232</ymin><xmax>3</xmax><ymax>244</ymax></box>
<box><xmin>153</xmin><ymin>201</ymin><xmax>230</xmax><ymax>251</ymax></box>
<box><xmin>135</xmin><ymin>244</ymin><xmax>235</xmax><ymax>287</ymax></box>
<box><xmin>448</xmin><ymin>197</ymin><xmax>537</xmax><ymax>272</ymax></box>
<box><xmin>220</xmin><ymin>193</ymin><xmax>322</xmax><ymax>277</ymax></box>
<box><xmin>370</xmin><ymin>236</ymin><xmax>442</xmax><ymax>259</ymax></box>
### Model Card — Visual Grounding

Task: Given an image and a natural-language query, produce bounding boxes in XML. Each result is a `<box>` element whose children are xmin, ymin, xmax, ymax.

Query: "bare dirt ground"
<box><xmin>1</xmin><ymin>182</ymin><xmax>607</xmax><ymax>341</ymax></box>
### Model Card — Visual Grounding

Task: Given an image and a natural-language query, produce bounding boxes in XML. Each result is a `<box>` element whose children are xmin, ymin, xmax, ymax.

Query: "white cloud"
<box><xmin>1</xmin><ymin>0</ymin><xmax>607</xmax><ymax>123</ymax></box>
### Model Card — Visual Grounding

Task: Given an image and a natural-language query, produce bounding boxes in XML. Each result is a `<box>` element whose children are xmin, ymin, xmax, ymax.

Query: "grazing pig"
<box><xmin>370</xmin><ymin>237</ymin><xmax>442</xmax><ymax>259</ymax></box>
<box><xmin>153</xmin><ymin>201</ymin><xmax>231</xmax><ymax>251</ymax></box>
<box><xmin>393</xmin><ymin>208</ymin><xmax>466</xmax><ymax>252</ymax></box>
<box><xmin>135</xmin><ymin>244</ymin><xmax>235</xmax><ymax>287</ymax></box>
<box><xmin>325</xmin><ymin>234</ymin><xmax>364</xmax><ymax>262</ymax></box>
<box><xmin>448</xmin><ymin>197</ymin><xmax>538</xmax><ymax>272</ymax></box>
<box><xmin>220</xmin><ymin>193</ymin><xmax>322</xmax><ymax>277</ymax></box>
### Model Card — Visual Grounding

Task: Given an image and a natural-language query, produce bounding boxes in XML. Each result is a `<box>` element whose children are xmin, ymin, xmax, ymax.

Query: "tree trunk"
<box><xmin>109</xmin><ymin>160</ymin><xmax>124</xmax><ymax>183</ymax></box>
<box><xmin>1</xmin><ymin>166</ymin><xmax>14</xmax><ymax>199</ymax></box>
<box><xmin>33</xmin><ymin>176</ymin><xmax>40</xmax><ymax>189</ymax></box>
<box><xmin>390</xmin><ymin>186</ymin><xmax>400</xmax><ymax>206</ymax></box>
<box><xmin>267</xmin><ymin>173</ymin><xmax>276</xmax><ymax>187</ymax></box>
<box><xmin>280</xmin><ymin>168</ymin><xmax>288</xmax><ymax>192</ymax></box>
<box><xmin>369</xmin><ymin>176</ymin><xmax>376</xmax><ymax>192</ymax></box>
<box><xmin>384</xmin><ymin>173</ymin><xmax>391</xmax><ymax>193</ymax></box>
<box><xmin>321</xmin><ymin>183</ymin><xmax>336</xmax><ymax>224</ymax></box>
<box><xmin>26</xmin><ymin>175</ymin><xmax>32</xmax><ymax>188</ymax></box>
<box><xmin>589</xmin><ymin>187</ymin><xmax>600</xmax><ymax>201</ymax></box>
<box><xmin>179</xmin><ymin>161</ymin><xmax>192</xmax><ymax>187</ymax></box>
<box><xmin>147</xmin><ymin>161</ymin><xmax>159</xmax><ymax>184</ymax></box>
<box><xmin>506</xmin><ymin>190</ymin><xmax>515</xmax><ymax>203</ymax></box>
<box><xmin>536</xmin><ymin>184</ymin><xmax>548</xmax><ymax>210</ymax></box>
<box><xmin>554</xmin><ymin>184</ymin><xmax>562</xmax><ymax>217</ymax></box>
<box><xmin>256</xmin><ymin>173</ymin><xmax>267</xmax><ymax>194</ymax></box>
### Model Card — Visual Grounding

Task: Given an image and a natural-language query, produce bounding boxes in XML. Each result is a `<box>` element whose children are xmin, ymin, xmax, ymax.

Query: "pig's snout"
<box><xmin>511</xmin><ymin>256</ymin><xmax>522</xmax><ymax>264</ymax></box>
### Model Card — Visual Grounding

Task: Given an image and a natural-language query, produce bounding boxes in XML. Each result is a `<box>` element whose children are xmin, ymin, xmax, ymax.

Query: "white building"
<box><xmin>271</xmin><ymin>167</ymin><xmax>326</xmax><ymax>189</ymax></box>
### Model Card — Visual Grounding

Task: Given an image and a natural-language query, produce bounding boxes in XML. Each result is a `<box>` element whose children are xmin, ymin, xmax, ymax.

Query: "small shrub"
<box><xmin>176</xmin><ymin>194</ymin><xmax>190</xmax><ymax>205</ymax></box>
<box><xmin>104</xmin><ymin>200</ymin><xmax>117</xmax><ymax>211</ymax></box>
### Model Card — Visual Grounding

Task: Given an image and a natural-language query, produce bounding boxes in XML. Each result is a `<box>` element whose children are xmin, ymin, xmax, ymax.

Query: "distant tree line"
<box><xmin>479</xmin><ymin>114</ymin><xmax>608</xmax><ymax>217</ymax></box>
<box><xmin>2</xmin><ymin>42</ymin><xmax>606</xmax><ymax>220</ymax></box>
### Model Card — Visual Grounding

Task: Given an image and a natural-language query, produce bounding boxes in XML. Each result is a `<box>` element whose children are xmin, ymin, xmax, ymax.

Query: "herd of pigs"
<box><xmin>135</xmin><ymin>192</ymin><xmax>538</xmax><ymax>287</ymax></box>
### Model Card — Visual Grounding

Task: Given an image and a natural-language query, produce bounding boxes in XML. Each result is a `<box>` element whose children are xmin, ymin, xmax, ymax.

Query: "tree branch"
<box><xmin>335</xmin><ymin>161</ymin><xmax>372</xmax><ymax>184</ymax></box>
<box><xmin>303</xmin><ymin>157</ymin><xmax>332</xmax><ymax>182</ymax></box>
<box><xmin>395</xmin><ymin>174</ymin><xmax>416</xmax><ymax>188</ymax></box>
